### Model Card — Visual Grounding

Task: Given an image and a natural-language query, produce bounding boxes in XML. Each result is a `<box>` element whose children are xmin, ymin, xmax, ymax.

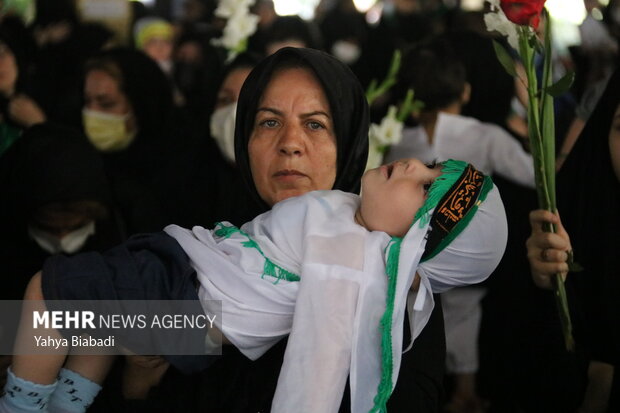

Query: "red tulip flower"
<box><xmin>500</xmin><ymin>0</ymin><xmax>546</xmax><ymax>29</ymax></box>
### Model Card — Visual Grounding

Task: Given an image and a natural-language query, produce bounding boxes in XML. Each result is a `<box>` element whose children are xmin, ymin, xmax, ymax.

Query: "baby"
<box><xmin>2</xmin><ymin>158</ymin><xmax>507</xmax><ymax>413</ymax></box>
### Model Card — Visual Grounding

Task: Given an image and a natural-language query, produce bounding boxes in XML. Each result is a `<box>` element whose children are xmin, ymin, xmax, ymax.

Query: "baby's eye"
<box><xmin>307</xmin><ymin>121</ymin><xmax>324</xmax><ymax>130</ymax></box>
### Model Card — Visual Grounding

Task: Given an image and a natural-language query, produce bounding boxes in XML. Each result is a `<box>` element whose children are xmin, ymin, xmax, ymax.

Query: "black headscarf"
<box><xmin>10</xmin><ymin>123</ymin><xmax>110</xmax><ymax>216</ymax></box>
<box><xmin>234</xmin><ymin>47</ymin><xmax>369</xmax><ymax>211</ymax></box>
<box><xmin>557</xmin><ymin>69</ymin><xmax>620</xmax><ymax>367</ymax></box>
<box><xmin>86</xmin><ymin>48</ymin><xmax>174</xmax><ymax>146</ymax></box>
<box><xmin>83</xmin><ymin>48</ymin><xmax>177</xmax><ymax>182</ymax></box>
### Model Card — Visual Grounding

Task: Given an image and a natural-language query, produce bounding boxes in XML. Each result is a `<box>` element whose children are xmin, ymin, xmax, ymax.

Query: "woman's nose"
<box><xmin>278</xmin><ymin>124</ymin><xmax>304</xmax><ymax>155</ymax></box>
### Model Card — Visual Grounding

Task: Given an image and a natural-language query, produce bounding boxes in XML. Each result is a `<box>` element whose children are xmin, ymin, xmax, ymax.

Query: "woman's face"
<box><xmin>609</xmin><ymin>103</ymin><xmax>620</xmax><ymax>182</ymax></box>
<box><xmin>0</xmin><ymin>42</ymin><xmax>18</xmax><ymax>96</ymax></box>
<box><xmin>216</xmin><ymin>67</ymin><xmax>252</xmax><ymax>109</ymax></box>
<box><xmin>84</xmin><ymin>69</ymin><xmax>136</xmax><ymax>132</ymax></box>
<box><xmin>248</xmin><ymin>67</ymin><xmax>337</xmax><ymax>206</ymax></box>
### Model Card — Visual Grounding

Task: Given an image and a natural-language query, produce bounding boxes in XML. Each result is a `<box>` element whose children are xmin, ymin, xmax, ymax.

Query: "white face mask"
<box><xmin>331</xmin><ymin>40</ymin><xmax>361</xmax><ymax>65</ymax></box>
<box><xmin>28</xmin><ymin>221</ymin><xmax>96</xmax><ymax>255</ymax></box>
<box><xmin>82</xmin><ymin>109</ymin><xmax>136</xmax><ymax>152</ymax></box>
<box><xmin>210</xmin><ymin>102</ymin><xmax>237</xmax><ymax>164</ymax></box>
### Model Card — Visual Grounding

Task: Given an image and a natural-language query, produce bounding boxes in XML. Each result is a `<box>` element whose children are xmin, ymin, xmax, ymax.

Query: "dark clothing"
<box><xmin>0</xmin><ymin>123</ymin><xmax>123</xmax><ymax>300</ymax></box>
<box><xmin>29</xmin><ymin>23</ymin><xmax>112</xmax><ymax>127</ymax></box>
<box><xmin>90</xmin><ymin>359</ymin><xmax>206</xmax><ymax>413</ymax></box>
<box><xmin>41</xmin><ymin>232</ymin><xmax>196</xmax><ymax>302</ymax></box>
<box><xmin>355</xmin><ymin>9</ymin><xmax>438</xmax><ymax>90</ymax></box>
<box><xmin>557</xmin><ymin>69</ymin><xmax>620</xmax><ymax>410</ymax></box>
<box><xmin>155</xmin><ymin>136</ymin><xmax>257</xmax><ymax>230</ymax></box>
<box><xmin>41</xmin><ymin>231</ymin><xmax>215</xmax><ymax>374</ymax></box>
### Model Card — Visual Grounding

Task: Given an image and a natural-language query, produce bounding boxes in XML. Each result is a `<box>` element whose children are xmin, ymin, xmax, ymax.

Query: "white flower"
<box><xmin>484</xmin><ymin>10</ymin><xmax>520</xmax><ymax>50</ymax></box>
<box><xmin>365</xmin><ymin>146</ymin><xmax>384</xmax><ymax>172</ymax></box>
<box><xmin>214</xmin><ymin>0</ymin><xmax>255</xmax><ymax>19</ymax></box>
<box><xmin>368</xmin><ymin>106</ymin><xmax>404</xmax><ymax>146</ymax></box>
<box><xmin>215</xmin><ymin>11</ymin><xmax>259</xmax><ymax>50</ymax></box>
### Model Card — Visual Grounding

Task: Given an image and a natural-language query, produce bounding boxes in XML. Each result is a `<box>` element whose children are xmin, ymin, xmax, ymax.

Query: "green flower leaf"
<box><xmin>492</xmin><ymin>40</ymin><xmax>517</xmax><ymax>78</ymax></box>
<box><xmin>366</xmin><ymin>50</ymin><xmax>401</xmax><ymax>106</ymax></box>
<box><xmin>545</xmin><ymin>72</ymin><xmax>575</xmax><ymax>97</ymax></box>
<box><xmin>396</xmin><ymin>89</ymin><xmax>419</xmax><ymax>122</ymax></box>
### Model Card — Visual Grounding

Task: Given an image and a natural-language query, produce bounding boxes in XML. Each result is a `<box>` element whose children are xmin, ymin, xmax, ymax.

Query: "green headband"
<box><xmin>419</xmin><ymin>160</ymin><xmax>493</xmax><ymax>261</ymax></box>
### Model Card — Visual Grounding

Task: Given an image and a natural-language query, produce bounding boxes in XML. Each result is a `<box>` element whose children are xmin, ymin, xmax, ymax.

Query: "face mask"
<box><xmin>210</xmin><ymin>102</ymin><xmax>237</xmax><ymax>164</ymax></box>
<box><xmin>83</xmin><ymin>109</ymin><xmax>136</xmax><ymax>152</ymax></box>
<box><xmin>331</xmin><ymin>40</ymin><xmax>361</xmax><ymax>65</ymax></box>
<box><xmin>28</xmin><ymin>221</ymin><xmax>96</xmax><ymax>255</ymax></box>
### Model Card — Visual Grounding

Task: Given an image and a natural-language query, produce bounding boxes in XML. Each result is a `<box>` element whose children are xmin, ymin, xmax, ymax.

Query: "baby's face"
<box><xmin>359</xmin><ymin>159</ymin><xmax>442</xmax><ymax>237</ymax></box>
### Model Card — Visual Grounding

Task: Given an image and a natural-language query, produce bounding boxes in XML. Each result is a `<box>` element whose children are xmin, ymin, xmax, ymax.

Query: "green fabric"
<box><xmin>420</xmin><ymin>175</ymin><xmax>493</xmax><ymax>262</ymax></box>
<box><xmin>369</xmin><ymin>238</ymin><xmax>401</xmax><ymax>413</ymax></box>
<box><xmin>0</xmin><ymin>122</ymin><xmax>21</xmax><ymax>157</ymax></box>
<box><xmin>214</xmin><ymin>222</ymin><xmax>300</xmax><ymax>283</ymax></box>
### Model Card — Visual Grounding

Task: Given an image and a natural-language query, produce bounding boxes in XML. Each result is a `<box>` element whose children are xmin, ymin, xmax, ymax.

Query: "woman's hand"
<box><xmin>526</xmin><ymin>209</ymin><xmax>572</xmax><ymax>289</ymax></box>
<box><xmin>8</xmin><ymin>95</ymin><xmax>47</xmax><ymax>128</ymax></box>
<box><xmin>577</xmin><ymin>361</ymin><xmax>614</xmax><ymax>413</ymax></box>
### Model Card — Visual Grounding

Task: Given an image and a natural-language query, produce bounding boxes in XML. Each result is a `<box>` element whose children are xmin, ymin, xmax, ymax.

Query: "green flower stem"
<box><xmin>366</xmin><ymin>50</ymin><xmax>401</xmax><ymax>106</ymax></box>
<box><xmin>517</xmin><ymin>24</ymin><xmax>574</xmax><ymax>352</ymax></box>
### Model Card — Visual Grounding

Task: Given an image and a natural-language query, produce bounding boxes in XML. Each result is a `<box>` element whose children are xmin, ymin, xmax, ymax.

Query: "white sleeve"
<box><xmin>486</xmin><ymin>124</ymin><xmax>536</xmax><ymax>188</ymax></box>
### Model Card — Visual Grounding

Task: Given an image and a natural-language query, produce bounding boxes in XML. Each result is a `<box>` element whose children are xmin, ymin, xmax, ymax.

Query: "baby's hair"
<box><xmin>413</xmin><ymin>159</ymin><xmax>468</xmax><ymax>226</ymax></box>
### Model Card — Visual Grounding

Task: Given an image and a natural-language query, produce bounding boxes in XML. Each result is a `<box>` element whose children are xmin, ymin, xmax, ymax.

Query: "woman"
<box><xmin>527</xmin><ymin>69</ymin><xmax>620</xmax><ymax>412</ymax></box>
<box><xmin>5</xmin><ymin>48</ymin><xmax>446</xmax><ymax>413</ymax></box>
<box><xmin>81</xmin><ymin>48</ymin><xmax>184</xmax><ymax>235</ymax></box>
<box><xmin>200</xmin><ymin>46</ymin><xmax>447</xmax><ymax>413</ymax></box>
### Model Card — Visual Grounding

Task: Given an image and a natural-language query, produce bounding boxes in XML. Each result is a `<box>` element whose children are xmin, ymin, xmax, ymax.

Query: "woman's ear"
<box><xmin>460</xmin><ymin>82</ymin><xmax>471</xmax><ymax>105</ymax></box>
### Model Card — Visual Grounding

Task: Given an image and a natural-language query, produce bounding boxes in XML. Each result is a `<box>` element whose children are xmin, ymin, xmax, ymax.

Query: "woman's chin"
<box><xmin>271</xmin><ymin>188</ymin><xmax>313</xmax><ymax>204</ymax></box>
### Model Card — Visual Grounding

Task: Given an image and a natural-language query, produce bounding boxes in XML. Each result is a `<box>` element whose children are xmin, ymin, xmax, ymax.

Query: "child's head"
<box><xmin>134</xmin><ymin>17</ymin><xmax>174</xmax><ymax>64</ymax></box>
<box><xmin>358</xmin><ymin>158</ymin><xmax>442</xmax><ymax>237</ymax></box>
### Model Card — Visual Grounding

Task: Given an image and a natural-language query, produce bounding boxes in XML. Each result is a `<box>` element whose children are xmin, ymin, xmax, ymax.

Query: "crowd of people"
<box><xmin>0</xmin><ymin>0</ymin><xmax>618</xmax><ymax>412</ymax></box>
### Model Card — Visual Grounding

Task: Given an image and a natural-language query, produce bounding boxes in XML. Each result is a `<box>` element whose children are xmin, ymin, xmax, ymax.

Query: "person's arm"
<box><xmin>487</xmin><ymin>124</ymin><xmax>536</xmax><ymax>188</ymax></box>
<box><xmin>577</xmin><ymin>360</ymin><xmax>614</xmax><ymax>413</ymax></box>
<box><xmin>525</xmin><ymin>209</ymin><xmax>571</xmax><ymax>289</ymax></box>
<box><xmin>556</xmin><ymin>117</ymin><xmax>585</xmax><ymax>171</ymax></box>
